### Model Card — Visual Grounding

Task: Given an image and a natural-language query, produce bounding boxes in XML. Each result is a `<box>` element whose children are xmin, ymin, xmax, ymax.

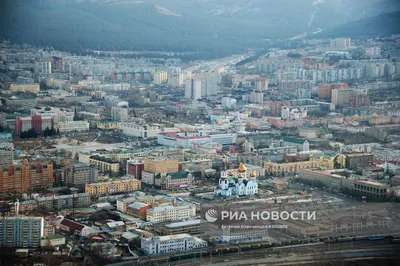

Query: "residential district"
<box><xmin>0</xmin><ymin>36</ymin><xmax>400</xmax><ymax>265</ymax></box>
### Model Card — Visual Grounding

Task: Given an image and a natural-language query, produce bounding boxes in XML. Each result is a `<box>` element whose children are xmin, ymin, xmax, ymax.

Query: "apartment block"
<box><xmin>85</xmin><ymin>179</ymin><xmax>141</xmax><ymax>196</ymax></box>
<box><xmin>62</xmin><ymin>164</ymin><xmax>97</xmax><ymax>190</ymax></box>
<box><xmin>0</xmin><ymin>216</ymin><xmax>44</xmax><ymax>247</ymax></box>
<box><xmin>0</xmin><ymin>142</ymin><xmax>14</xmax><ymax>168</ymax></box>
<box><xmin>15</xmin><ymin>115</ymin><xmax>54</xmax><ymax>137</ymax></box>
<box><xmin>89</xmin><ymin>155</ymin><xmax>119</xmax><ymax>174</ymax></box>
<box><xmin>0</xmin><ymin>162</ymin><xmax>54</xmax><ymax>193</ymax></box>
<box><xmin>37</xmin><ymin>193</ymin><xmax>91</xmax><ymax>212</ymax></box>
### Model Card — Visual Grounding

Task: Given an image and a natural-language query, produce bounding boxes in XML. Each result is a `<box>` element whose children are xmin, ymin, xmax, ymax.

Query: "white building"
<box><xmin>330</xmin><ymin>38</ymin><xmax>351</xmax><ymax>49</ymax></box>
<box><xmin>157</xmin><ymin>132</ymin><xmax>211</xmax><ymax>148</ymax></box>
<box><xmin>146</xmin><ymin>205</ymin><xmax>196</xmax><ymax>223</ymax></box>
<box><xmin>366</xmin><ymin>47</ymin><xmax>381</xmax><ymax>58</ymax></box>
<box><xmin>141</xmin><ymin>234</ymin><xmax>207</xmax><ymax>255</ymax></box>
<box><xmin>168</xmin><ymin>73</ymin><xmax>184</xmax><ymax>86</ymax></box>
<box><xmin>255</xmin><ymin>78</ymin><xmax>269</xmax><ymax>91</ymax></box>
<box><xmin>111</xmin><ymin>106</ymin><xmax>128</xmax><ymax>122</ymax></box>
<box><xmin>31</xmin><ymin>106</ymin><xmax>74</xmax><ymax>123</ymax></box>
<box><xmin>281</xmin><ymin>106</ymin><xmax>307</xmax><ymax>120</ymax></box>
<box><xmin>154</xmin><ymin>71</ymin><xmax>168</xmax><ymax>85</ymax></box>
<box><xmin>56</xmin><ymin>121</ymin><xmax>90</xmax><ymax>133</ymax></box>
<box><xmin>221</xmin><ymin>97</ymin><xmax>237</xmax><ymax>108</ymax></box>
<box><xmin>35</xmin><ymin>61</ymin><xmax>52</xmax><ymax>74</ymax></box>
<box><xmin>215</xmin><ymin>164</ymin><xmax>259</xmax><ymax>197</ymax></box>
<box><xmin>120</xmin><ymin>123</ymin><xmax>160</xmax><ymax>138</ymax></box>
<box><xmin>40</xmin><ymin>235</ymin><xmax>66</xmax><ymax>247</ymax></box>
<box><xmin>185</xmin><ymin>79</ymin><xmax>202</xmax><ymax>100</ymax></box>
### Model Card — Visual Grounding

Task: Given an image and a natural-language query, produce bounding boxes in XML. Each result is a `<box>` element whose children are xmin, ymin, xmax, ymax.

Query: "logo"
<box><xmin>205</xmin><ymin>209</ymin><xmax>218</xmax><ymax>222</ymax></box>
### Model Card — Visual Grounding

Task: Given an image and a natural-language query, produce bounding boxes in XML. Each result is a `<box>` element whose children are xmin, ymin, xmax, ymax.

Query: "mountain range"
<box><xmin>0</xmin><ymin>0</ymin><xmax>399</xmax><ymax>59</ymax></box>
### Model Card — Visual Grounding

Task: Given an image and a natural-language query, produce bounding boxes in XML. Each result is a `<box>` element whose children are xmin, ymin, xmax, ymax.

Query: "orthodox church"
<box><xmin>215</xmin><ymin>163</ymin><xmax>259</xmax><ymax>197</ymax></box>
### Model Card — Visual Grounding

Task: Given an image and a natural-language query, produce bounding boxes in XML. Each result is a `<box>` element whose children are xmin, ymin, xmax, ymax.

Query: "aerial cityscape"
<box><xmin>0</xmin><ymin>0</ymin><xmax>400</xmax><ymax>265</ymax></box>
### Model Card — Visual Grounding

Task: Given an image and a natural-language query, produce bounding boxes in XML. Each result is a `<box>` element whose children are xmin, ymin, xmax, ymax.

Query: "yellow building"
<box><xmin>144</xmin><ymin>157</ymin><xmax>178</xmax><ymax>174</ymax></box>
<box><xmin>10</xmin><ymin>83</ymin><xmax>40</xmax><ymax>93</ymax></box>
<box><xmin>318</xmin><ymin>154</ymin><xmax>346</xmax><ymax>170</ymax></box>
<box><xmin>85</xmin><ymin>179</ymin><xmax>141</xmax><ymax>195</ymax></box>
<box><xmin>89</xmin><ymin>155</ymin><xmax>119</xmax><ymax>174</ymax></box>
<box><xmin>264</xmin><ymin>160</ymin><xmax>320</xmax><ymax>175</ymax></box>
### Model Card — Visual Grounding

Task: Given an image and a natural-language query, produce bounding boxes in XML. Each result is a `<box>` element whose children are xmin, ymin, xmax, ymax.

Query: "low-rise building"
<box><xmin>56</xmin><ymin>120</ymin><xmax>90</xmax><ymax>133</ymax></box>
<box><xmin>154</xmin><ymin>172</ymin><xmax>194</xmax><ymax>189</ymax></box>
<box><xmin>159</xmin><ymin>219</ymin><xmax>201</xmax><ymax>235</ymax></box>
<box><xmin>141</xmin><ymin>234</ymin><xmax>207</xmax><ymax>255</ymax></box>
<box><xmin>146</xmin><ymin>204</ymin><xmax>196</xmax><ymax>223</ymax></box>
<box><xmin>40</xmin><ymin>235</ymin><xmax>66</xmax><ymax>247</ymax></box>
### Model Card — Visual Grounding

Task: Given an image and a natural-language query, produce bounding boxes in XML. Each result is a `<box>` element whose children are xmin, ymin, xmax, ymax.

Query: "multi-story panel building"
<box><xmin>0</xmin><ymin>217</ymin><xmax>44</xmax><ymax>247</ymax></box>
<box><xmin>37</xmin><ymin>193</ymin><xmax>91</xmax><ymax>211</ymax></box>
<box><xmin>85</xmin><ymin>179</ymin><xmax>141</xmax><ymax>196</ymax></box>
<box><xmin>146</xmin><ymin>205</ymin><xmax>196</xmax><ymax>223</ymax></box>
<box><xmin>345</xmin><ymin>153</ymin><xmax>374</xmax><ymax>170</ymax></box>
<box><xmin>185</xmin><ymin>78</ymin><xmax>202</xmax><ymax>100</ymax></box>
<box><xmin>0</xmin><ymin>162</ymin><xmax>53</xmax><ymax>193</ymax></box>
<box><xmin>62</xmin><ymin>164</ymin><xmax>97</xmax><ymax>190</ymax></box>
<box><xmin>9</xmin><ymin>83</ymin><xmax>40</xmax><ymax>93</ymax></box>
<box><xmin>89</xmin><ymin>155</ymin><xmax>119</xmax><ymax>174</ymax></box>
<box><xmin>15</xmin><ymin>116</ymin><xmax>54</xmax><ymax>137</ymax></box>
<box><xmin>141</xmin><ymin>234</ymin><xmax>207</xmax><ymax>255</ymax></box>
<box><xmin>31</xmin><ymin>106</ymin><xmax>74</xmax><ymax>123</ymax></box>
<box><xmin>111</xmin><ymin>106</ymin><xmax>129</xmax><ymax>122</ymax></box>
<box><xmin>56</xmin><ymin>121</ymin><xmax>90</xmax><ymax>133</ymax></box>
<box><xmin>154</xmin><ymin>71</ymin><xmax>168</xmax><ymax>85</ymax></box>
<box><xmin>0</xmin><ymin>142</ymin><xmax>14</xmax><ymax>169</ymax></box>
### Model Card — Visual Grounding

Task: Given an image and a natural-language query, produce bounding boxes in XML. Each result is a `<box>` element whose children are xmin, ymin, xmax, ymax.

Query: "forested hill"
<box><xmin>1</xmin><ymin>0</ymin><xmax>399</xmax><ymax>59</ymax></box>
<box><xmin>313</xmin><ymin>11</ymin><xmax>400</xmax><ymax>39</ymax></box>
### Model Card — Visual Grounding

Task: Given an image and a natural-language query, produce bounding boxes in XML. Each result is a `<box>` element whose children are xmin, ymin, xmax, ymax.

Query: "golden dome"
<box><xmin>237</xmin><ymin>163</ymin><xmax>247</xmax><ymax>173</ymax></box>
<box><xmin>250</xmin><ymin>171</ymin><xmax>256</xmax><ymax>177</ymax></box>
<box><xmin>228</xmin><ymin>171</ymin><xmax>234</xmax><ymax>176</ymax></box>
<box><xmin>238</xmin><ymin>173</ymin><xmax>243</xmax><ymax>179</ymax></box>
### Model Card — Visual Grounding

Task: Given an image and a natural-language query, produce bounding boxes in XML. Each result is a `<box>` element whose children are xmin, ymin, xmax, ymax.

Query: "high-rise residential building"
<box><xmin>201</xmin><ymin>74</ymin><xmax>221</xmax><ymax>97</ymax></box>
<box><xmin>0</xmin><ymin>142</ymin><xmax>13</xmax><ymax>169</ymax></box>
<box><xmin>255</xmin><ymin>78</ymin><xmax>269</xmax><ymax>91</ymax></box>
<box><xmin>0</xmin><ymin>216</ymin><xmax>44</xmax><ymax>247</ymax></box>
<box><xmin>168</xmin><ymin>73</ymin><xmax>184</xmax><ymax>86</ymax></box>
<box><xmin>141</xmin><ymin>234</ymin><xmax>207</xmax><ymax>255</ymax></box>
<box><xmin>249</xmin><ymin>91</ymin><xmax>264</xmax><ymax>104</ymax></box>
<box><xmin>15</xmin><ymin>116</ymin><xmax>54</xmax><ymax>137</ymax></box>
<box><xmin>185</xmin><ymin>78</ymin><xmax>202</xmax><ymax>100</ymax></box>
<box><xmin>154</xmin><ymin>71</ymin><xmax>168</xmax><ymax>84</ymax></box>
<box><xmin>365</xmin><ymin>47</ymin><xmax>381</xmax><ymax>58</ymax></box>
<box><xmin>34</xmin><ymin>61</ymin><xmax>52</xmax><ymax>74</ymax></box>
<box><xmin>331</xmin><ymin>88</ymin><xmax>368</xmax><ymax>107</ymax></box>
<box><xmin>37</xmin><ymin>193</ymin><xmax>91</xmax><ymax>211</ymax></box>
<box><xmin>0</xmin><ymin>162</ymin><xmax>54</xmax><ymax>193</ymax></box>
<box><xmin>221</xmin><ymin>97</ymin><xmax>237</xmax><ymax>108</ymax></box>
<box><xmin>62</xmin><ymin>164</ymin><xmax>97</xmax><ymax>190</ymax></box>
<box><xmin>111</xmin><ymin>106</ymin><xmax>129</xmax><ymax>122</ymax></box>
<box><xmin>144</xmin><ymin>157</ymin><xmax>179</xmax><ymax>174</ymax></box>
<box><xmin>85</xmin><ymin>179</ymin><xmax>141</xmax><ymax>195</ymax></box>
<box><xmin>330</xmin><ymin>38</ymin><xmax>351</xmax><ymax>49</ymax></box>
<box><xmin>318</xmin><ymin>83</ymin><xmax>349</xmax><ymax>100</ymax></box>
